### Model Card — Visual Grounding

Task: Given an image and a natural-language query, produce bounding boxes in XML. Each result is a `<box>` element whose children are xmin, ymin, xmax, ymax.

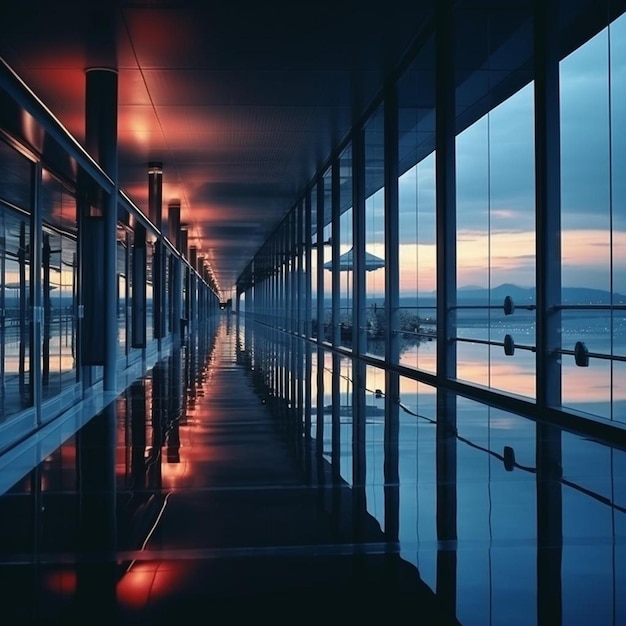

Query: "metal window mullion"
<box><xmin>290</xmin><ymin>210</ymin><xmax>297</xmax><ymax>334</ymax></box>
<box><xmin>385</xmin><ymin>85</ymin><xmax>400</xmax><ymax>366</ymax></box>
<box><xmin>305</xmin><ymin>191</ymin><xmax>313</xmax><ymax>339</ymax></box>
<box><xmin>383</xmin><ymin>84</ymin><xmax>400</xmax><ymax>543</ymax></box>
<box><xmin>31</xmin><ymin>161</ymin><xmax>42</xmax><ymax>420</ymax></box>
<box><xmin>275</xmin><ymin>236</ymin><xmax>280</xmax><ymax>329</ymax></box>
<box><xmin>280</xmin><ymin>229</ymin><xmax>284</xmax><ymax>329</ymax></box>
<box><xmin>352</xmin><ymin>127</ymin><xmax>367</xmax><ymax>490</ymax></box>
<box><xmin>316</xmin><ymin>177</ymin><xmax>325</xmax><ymax>343</ymax></box>
<box><xmin>297</xmin><ymin>200</ymin><xmax>305</xmax><ymax>336</ymax></box>
<box><xmin>282</xmin><ymin>224</ymin><xmax>287</xmax><ymax>330</ymax></box>
<box><xmin>274</xmin><ymin>232</ymin><xmax>279</xmax><ymax>327</ymax></box>
<box><xmin>270</xmin><ymin>240</ymin><xmax>275</xmax><ymax>327</ymax></box>
<box><xmin>352</xmin><ymin>127</ymin><xmax>366</xmax><ymax>356</ymax></box>
<box><xmin>284</xmin><ymin>222</ymin><xmax>289</xmax><ymax>331</ymax></box>
<box><xmin>331</xmin><ymin>158</ymin><xmax>341</xmax><ymax>347</ymax></box>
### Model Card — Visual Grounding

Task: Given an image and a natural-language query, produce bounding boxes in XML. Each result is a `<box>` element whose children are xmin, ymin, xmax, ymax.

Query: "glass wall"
<box><xmin>364</xmin><ymin>363</ymin><xmax>385</xmax><ymax>528</ymax></box>
<box><xmin>146</xmin><ymin>238</ymin><xmax>155</xmax><ymax>344</ymax></box>
<box><xmin>364</xmin><ymin>105</ymin><xmax>386</xmax><ymax>359</ymax></box>
<box><xmin>0</xmin><ymin>136</ymin><xmax>33</xmax><ymax>422</ymax></box>
<box><xmin>455</xmin><ymin>84</ymin><xmax>536</xmax><ymax>397</ymax></box>
<box><xmin>338</xmin><ymin>145</ymin><xmax>353</xmax><ymax>349</ymax></box>
<box><xmin>397</xmin><ymin>38</ymin><xmax>437</xmax><ymax>373</ymax></box>
<box><xmin>0</xmin><ymin>201</ymin><xmax>32</xmax><ymax>419</ymax></box>
<box><xmin>241</xmin><ymin>0</ymin><xmax>626</xmax><ymax>436</ymax></box>
<box><xmin>41</xmin><ymin>169</ymin><xmax>77</xmax><ymax>401</ymax></box>
<box><xmin>560</xmin><ymin>11</ymin><xmax>626</xmax><ymax>423</ymax></box>
<box><xmin>309</xmin><ymin>185</ymin><xmax>318</xmax><ymax>338</ymax></box>
<box><xmin>0</xmin><ymin>58</ymin><xmax>219</xmax><ymax>455</ymax></box>
<box><xmin>321</xmin><ymin>168</ymin><xmax>333</xmax><ymax>342</ymax></box>
<box><xmin>117</xmin><ymin>223</ymin><xmax>130</xmax><ymax>356</ymax></box>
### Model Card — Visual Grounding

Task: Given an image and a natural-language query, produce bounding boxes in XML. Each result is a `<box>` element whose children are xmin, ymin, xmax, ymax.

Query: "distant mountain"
<box><xmin>409</xmin><ymin>284</ymin><xmax>626</xmax><ymax>306</ymax></box>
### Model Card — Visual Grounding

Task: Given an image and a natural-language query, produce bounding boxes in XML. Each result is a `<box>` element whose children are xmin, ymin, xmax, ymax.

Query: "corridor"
<box><xmin>0</xmin><ymin>318</ymin><xmax>451</xmax><ymax>624</ymax></box>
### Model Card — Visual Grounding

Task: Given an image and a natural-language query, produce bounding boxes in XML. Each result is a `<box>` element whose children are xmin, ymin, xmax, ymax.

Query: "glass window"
<box><xmin>117</xmin><ymin>223</ymin><xmax>130</xmax><ymax>355</ymax></box>
<box><xmin>322</xmin><ymin>168</ymin><xmax>332</xmax><ymax>343</ymax></box>
<box><xmin>338</xmin><ymin>145</ymin><xmax>353</xmax><ymax>350</ymax></box>
<box><xmin>560</xmin><ymin>12</ymin><xmax>626</xmax><ymax>422</ymax></box>
<box><xmin>0</xmin><ymin>204</ymin><xmax>32</xmax><ymax>418</ymax></box>
<box><xmin>41</xmin><ymin>169</ymin><xmax>77</xmax><ymax>402</ymax></box>
<box><xmin>0</xmin><ymin>140</ymin><xmax>33</xmax><ymax>421</ymax></box>
<box><xmin>455</xmin><ymin>84</ymin><xmax>536</xmax><ymax>398</ymax></box>
<box><xmin>397</xmin><ymin>38</ymin><xmax>437</xmax><ymax>373</ymax></box>
<box><xmin>364</xmin><ymin>105</ymin><xmax>386</xmax><ymax>359</ymax></box>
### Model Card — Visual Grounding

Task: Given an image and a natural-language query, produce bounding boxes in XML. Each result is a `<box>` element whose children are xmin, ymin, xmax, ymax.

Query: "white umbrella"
<box><xmin>323</xmin><ymin>247</ymin><xmax>385</xmax><ymax>272</ymax></box>
<box><xmin>322</xmin><ymin>247</ymin><xmax>384</xmax><ymax>339</ymax></box>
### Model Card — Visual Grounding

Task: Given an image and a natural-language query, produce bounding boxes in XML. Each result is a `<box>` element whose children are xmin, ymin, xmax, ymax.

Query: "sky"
<box><xmin>389</xmin><ymin>13</ymin><xmax>626</xmax><ymax>295</ymax></box>
<box><xmin>3</xmin><ymin>12</ymin><xmax>626</xmax><ymax>298</ymax></box>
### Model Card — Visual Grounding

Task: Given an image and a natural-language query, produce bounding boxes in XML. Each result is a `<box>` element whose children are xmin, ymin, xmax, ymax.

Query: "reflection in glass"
<box><xmin>0</xmin><ymin>140</ymin><xmax>33</xmax><ymax>422</ymax></box>
<box><xmin>41</xmin><ymin>170</ymin><xmax>77</xmax><ymax>402</ymax></box>
<box><xmin>397</xmin><ymin>37</ymin><xmax>437</xmax><ymax>377</ymax></box>
<box><xmin>560</xmin><ymin>14</ymin><xmax>626</xmax><ymax>422</ymax></box>
<box><xmin>364</xmin><ymin>105</ymin><xmax>386</xmax><ymax>360</ymax></box>
<box><xmin>322</xmin><ymin>167</ymin><xmax>332</xmax><ymax>342</ymax></box>
<box><xmin>0</xmin><ymin>205</ymin><xmax>32</xmax><ymax>418</ymax></box>
<box><xmin>243</xmin><ymin>323</ymin><xmax>626</xmax><ymax>624</ymax></box>
<box><xmin>455</xmin><ymin>83</ymin><xmax>536</xmax><ymax>398</ymax></box>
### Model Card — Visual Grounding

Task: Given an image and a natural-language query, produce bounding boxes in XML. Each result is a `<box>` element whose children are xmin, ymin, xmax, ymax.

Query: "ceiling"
<box><xmin>0</xmin><ymin>0</ymin><xmax>434</xmax><ymax>295</ymax></box>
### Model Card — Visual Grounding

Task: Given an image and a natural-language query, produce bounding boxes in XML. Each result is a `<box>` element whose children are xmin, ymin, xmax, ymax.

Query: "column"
<box><xmin>131</xmin><ymin>223</ymin><xmax>147</xmax><ymax>348</ymax></box>
<box><xmin>83</xmin><ymin>67</ymin><xmax>118</xmax><ymax>391</ymax></box>
<box><xmin>434</xmin><ymin>2</ymin><xmax>458</xmax><ymax>620</ymax></box>
<box><xmin>189</xmin><ymin>246</ymin><xmax>198</xmax><ymax>323</ymax></box>
<box><xmin>149</xmin><ymin>162</ymin><xmax>166</xmax><ymax>342</ymax></box>
<box><xmin>168</xmin><ymin>200</ymin><xmax>182</xmax><ymax>342</ymax></box>
<box><xmin>534</xmin><ymin>2</ymin><xmax>563</xmax><ymax>624</ymax></box>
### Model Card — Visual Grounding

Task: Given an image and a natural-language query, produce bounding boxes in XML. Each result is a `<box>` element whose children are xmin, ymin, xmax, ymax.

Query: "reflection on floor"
<box><xmin>0</xmin><ymin>319</ymin><xmax>454</xmax><ymax>625</ymax></box>
<box><xmin>0</xmin><ymin>316</ymin><xmax>625</xmax><ymax>625</ymax></box>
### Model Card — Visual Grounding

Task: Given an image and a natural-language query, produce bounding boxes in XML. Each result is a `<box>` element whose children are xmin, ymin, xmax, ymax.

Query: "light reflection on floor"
<box><xmin>0</xmin><ymin>317</ymin><xmax>624</xmax><ymax>624</ymax></box>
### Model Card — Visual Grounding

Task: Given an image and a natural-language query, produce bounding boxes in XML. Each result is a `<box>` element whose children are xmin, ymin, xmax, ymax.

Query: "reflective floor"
<box><xmin>0</xmin><ymin>317</ymin><xmax>625</xmax><ymax>624</ymax></box>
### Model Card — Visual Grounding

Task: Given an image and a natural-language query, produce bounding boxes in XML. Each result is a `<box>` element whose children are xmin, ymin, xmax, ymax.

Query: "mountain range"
<box><xmin>403</xmin><ymin>283</ymin><xmax>626</xmax><ymax>307</ymax></box>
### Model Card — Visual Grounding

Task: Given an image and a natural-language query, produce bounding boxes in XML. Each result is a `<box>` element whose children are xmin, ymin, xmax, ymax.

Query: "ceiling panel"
<box><xmin>0</xmin><ymin>0</ymin><xmax>434</xmax><ymax>293</ymax></box>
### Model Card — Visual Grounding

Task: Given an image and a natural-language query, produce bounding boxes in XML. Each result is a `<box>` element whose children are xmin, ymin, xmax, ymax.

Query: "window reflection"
<box><xmin>455</xmin><ymin>84</ymin><xmax>536</xmax><ymax>398</ymax></box>
<box><xmin>41</xmin><ymin>169</ymin><xmax>77</xmax><ymax>402</ymax></box>
<box><xmin>364</xmin><ymin>106</ymin><xmax>385</xmax><ymax>360</ymax></box>
<box><xmin>1</xmin><ymin>205</ymin><xmax>32</xmax><ymax>418</ymax></box>
<box><xmin>560</xmin><ymin>13</ymin><xmax>626</xmax><ymax>422</ymax></box>
<box><xmin>0</xmin><ymin>140</ymin><xmax>33</xmax><ymax>421</ymax></box>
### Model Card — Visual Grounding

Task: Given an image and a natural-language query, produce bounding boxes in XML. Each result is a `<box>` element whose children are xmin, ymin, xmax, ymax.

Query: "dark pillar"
<box><xmin>83</xmin><ymin>67</ymin><xmax>118</xmax><ymax>390</ymax></box>
<box><xmin>76</xmin><ymin>401</ymin><xmax>117</xmax><ymax>618</ymax></box>
<box><xmin>534</xmin><ymin>0</ymin><xmax>562</xmax><ymax>409</ymax></box>
<box><xmin>189</xmin><ymin>246</ymin><xmax>198</xmax><ymax>322</ymax></box>
<box><xmin>534</xmin><ymin>4</ymin><xmax>564</xmax><ymax>614</ymax></box>
<box><xmin>149</xmin><ymin>163</ymin><xmax>165</xmax><ymax>342</ymax></box>
<box><xmin>435</xmin><ymin>2</ymin><xmax>457</xmax><ymax>620</ymax></box>
<box><xmin>131</xmin><ymin>224</ymin><xmax>147</xmax><ymax>348</ymax></box>
<box><xmin>148</xmin><ymin>162</ymin><xmax>163</xmax><ymax>229</ymax></box>
<box><xmin>168</xmin><ymin>201</ymin><xmax>182</xmax><ymax>342</ymax></box>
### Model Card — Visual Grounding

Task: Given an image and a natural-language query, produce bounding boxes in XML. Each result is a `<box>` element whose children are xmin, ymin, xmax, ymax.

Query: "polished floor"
<box><xmin>1</xmin><ymin>317</ymin><xmax>625</xmax><ymax>625</ymax></box>
<box><xmin>0</xmin><ymin>319</ymin><xmax>454</xmax><ymax>625</ymax></box>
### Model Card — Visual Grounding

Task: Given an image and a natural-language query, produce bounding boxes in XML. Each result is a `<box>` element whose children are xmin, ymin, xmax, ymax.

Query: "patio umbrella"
<box><xmin>323</xmin><ymin>247</ymin><xmax>385</xmax><ymax>272</ymax></box>
<box><xmin>323</xmin><ymin>248</ymin><xmax>384</xmax><ymax>338</ymax></box>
